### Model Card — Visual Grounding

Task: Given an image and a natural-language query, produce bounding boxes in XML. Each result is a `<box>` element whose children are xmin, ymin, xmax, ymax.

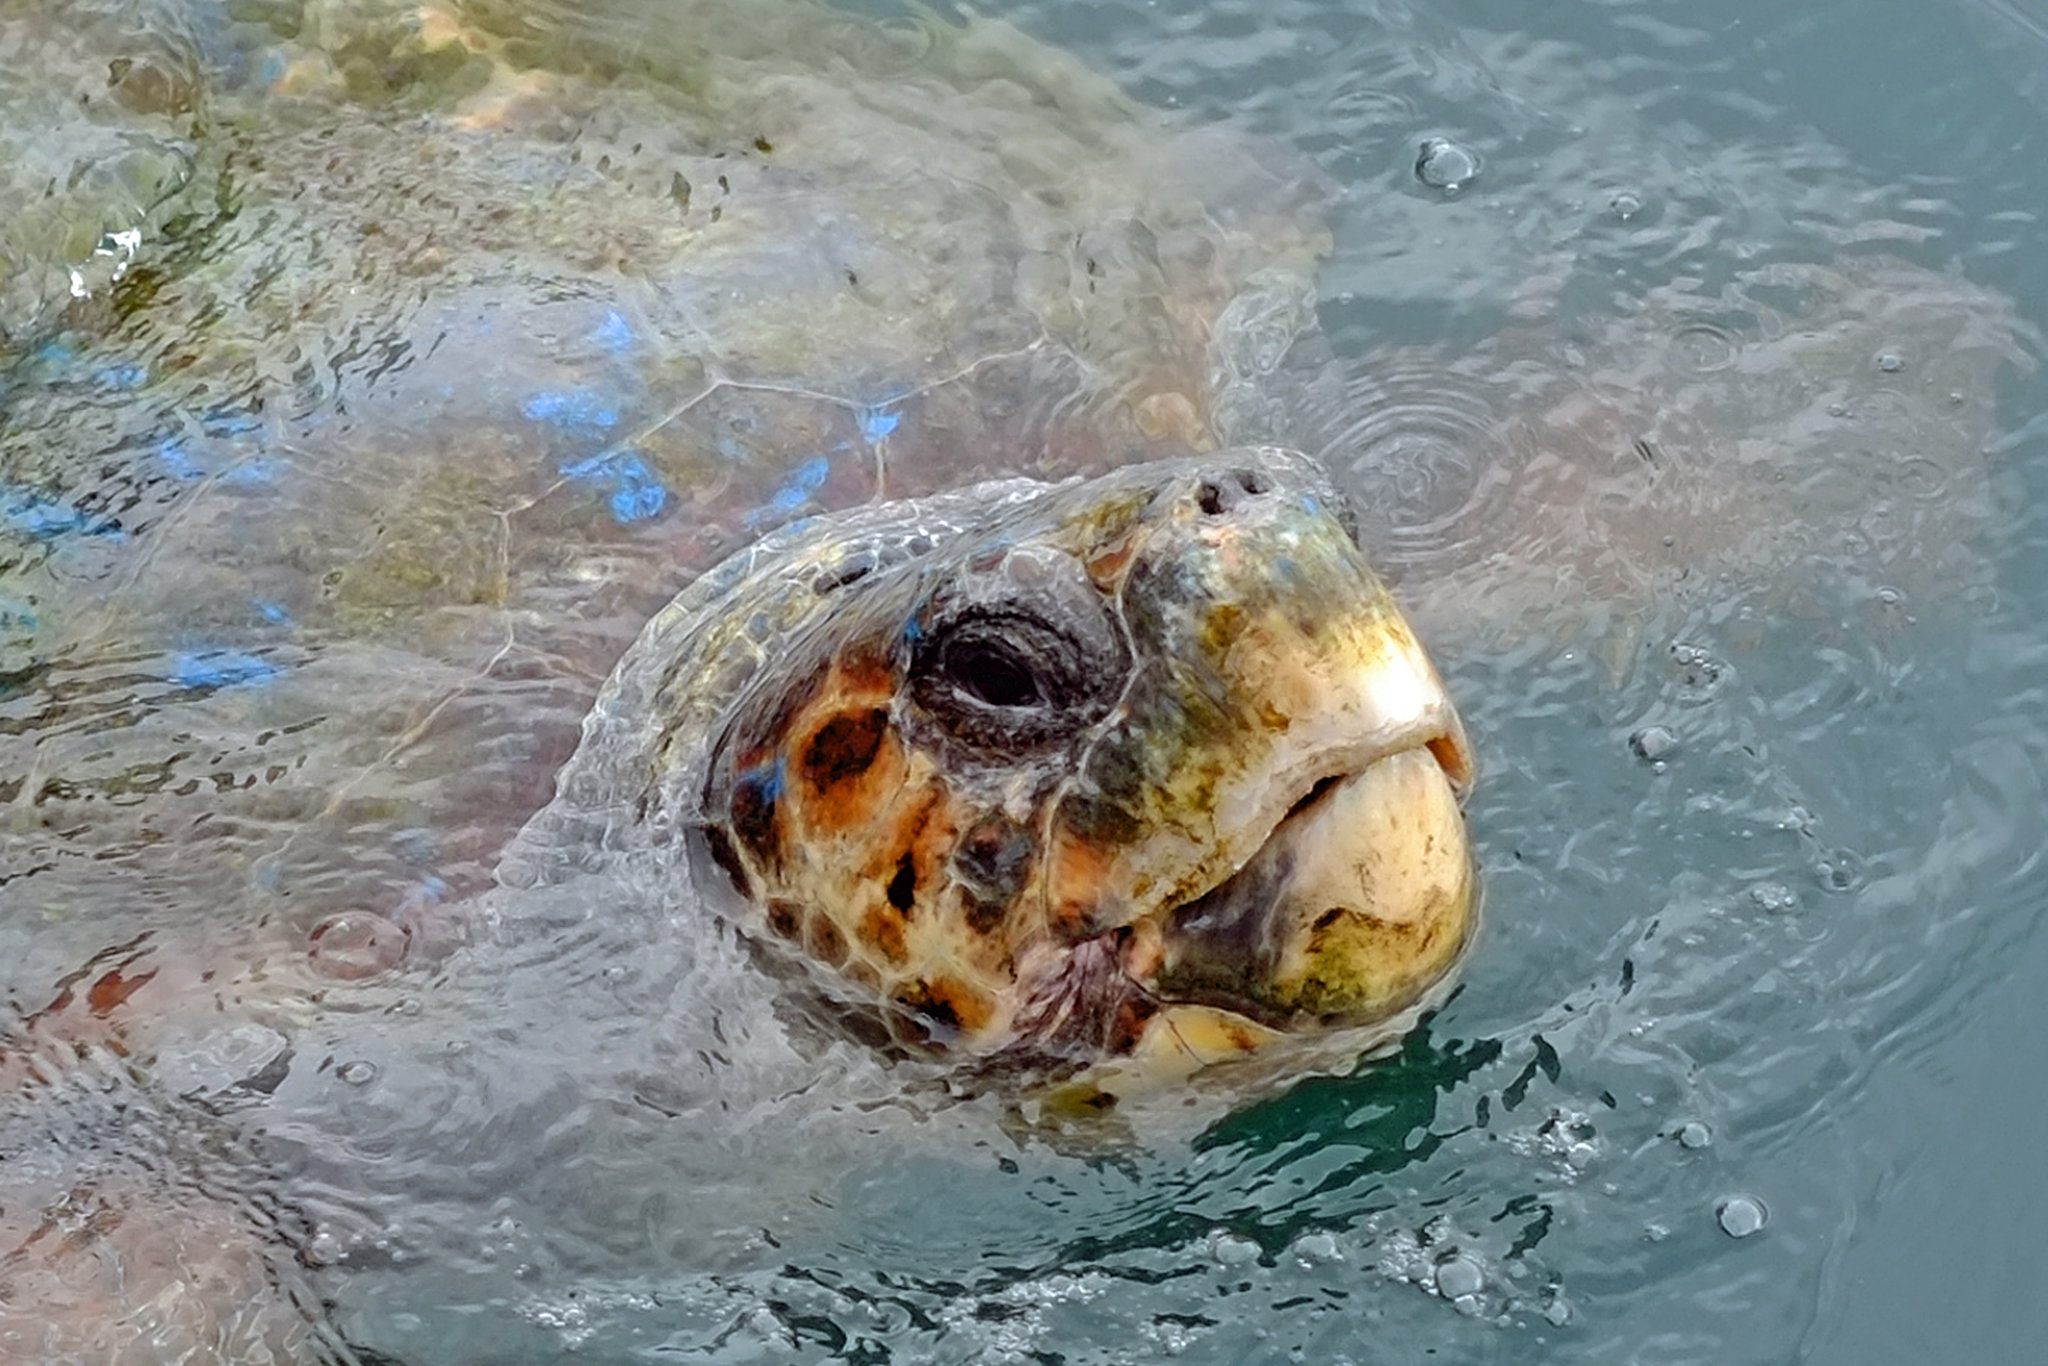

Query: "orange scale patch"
<box><xmin>860</xmin><ymin>903</ymin><xmax>910</xmax><ymax>967</ymax></box>
<box><xmin>788</xmin><ymin>703</ymin><xmax>909</xmax><ymax>839</ymax></box>
<box><xmin>799</xmin><ymin>707</ymin><xmax>888</xmax><ymax>792</ymax></box>
<box><xmin>892</xmin><ymin>974</ymin><xmax>996</xmax><ymax>1037</ymax></box>
<box><xmin>1084</xmin><ymin>533</ymin><xmax>1141</xmax><ymax>592</ymax></box>
<box><xmin>1043</xmin><ymin>831</ymin><xmax>1118</xmax><ymax>941</ymax></box>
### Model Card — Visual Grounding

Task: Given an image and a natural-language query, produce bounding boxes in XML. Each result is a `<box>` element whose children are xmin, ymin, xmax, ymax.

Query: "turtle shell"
<box><xmin>0</xmin><ymin>0</ymin><xmax>1329</xmax><ymax>991</ymax></box>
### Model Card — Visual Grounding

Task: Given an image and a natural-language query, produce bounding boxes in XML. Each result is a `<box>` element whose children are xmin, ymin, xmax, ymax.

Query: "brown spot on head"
<box><xmin>799</xmin><ymin>707</ymin><xmax>887</xmax><ymax>791</ymax></box>
<box><xmin>765</xmin><ymin>898</ymin><xmax>803</xmax><ymax>943</ymax></box>
<box><xmin>886</xmin><ymin>851</ymin><xmax>917</xmax><ymax>913</ymax></box>
<box><xmin>953</xmin><ymin>813</ymin><xmax>1036</xmax><ymax>937</ymax></box>
<box><xmin>802</xmin><ymin>909</ymin><xmax>849</xmax><ymax>969</ymax></box>
<box><xmin>729</xmin><ymin>764</ymin><xmax>783</xmax><ymax>867</ymax></box>
<box><xmin>786</xmin><ymin>670</ymin><xmax>911</xmax><ymax>839</ymax></box>
<box><xmin>702</xmin><ymin>824</ymin><xmax>753</xmax><ymax>899</ymax></box>
<box><xmin>1107</xmin><ymin>993</ymin><xmax>1158</xmax><ymax>1055</ymax></box>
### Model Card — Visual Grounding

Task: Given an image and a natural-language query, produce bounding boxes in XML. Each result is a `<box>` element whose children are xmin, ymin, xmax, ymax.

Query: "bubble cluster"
<box><xmin>1748</xmin><ymin>882</ymin><xmax>1799</xmax><ymax>914</ymax></box>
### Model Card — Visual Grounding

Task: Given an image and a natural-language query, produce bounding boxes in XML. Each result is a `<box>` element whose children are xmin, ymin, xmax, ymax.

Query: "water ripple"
<box><xmin>1314</xmin><ymin>352</ymin><xmax>1524</xmax><ymax>582</ymax></box>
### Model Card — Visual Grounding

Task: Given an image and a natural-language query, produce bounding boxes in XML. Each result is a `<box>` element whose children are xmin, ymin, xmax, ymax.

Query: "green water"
<box><xmin>3</xmin><ymin>1</ymin><xmax>2046</xmax><ymax>1362</ymax></box>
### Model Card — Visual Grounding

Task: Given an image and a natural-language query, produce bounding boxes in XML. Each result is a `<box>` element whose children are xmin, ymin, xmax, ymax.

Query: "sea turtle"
<box><xmin>0</xmin><ymin>0</ymin><xmax>1482</xmax><ymax>1357</ymax></box>
<box><xmin>0</xmin><ymin>0</ymin><xmax>2024</xmax><ymax>1361</ymax></box>
<box><xmin>0</xmin><ymin>0</ymin><xmax>1479</xmax><ymax>1061</ymax></box>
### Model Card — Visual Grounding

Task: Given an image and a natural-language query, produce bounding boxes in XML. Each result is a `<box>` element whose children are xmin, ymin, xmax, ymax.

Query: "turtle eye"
<box><xmin>909</xmin><ymin>549</ymin><xmax>1127</xmax><ymax>753</ymax></box>
<box><xmin>939</xmin><ymin>632</ymin><xmax>1044</xmax><ymax>709</ymax></box>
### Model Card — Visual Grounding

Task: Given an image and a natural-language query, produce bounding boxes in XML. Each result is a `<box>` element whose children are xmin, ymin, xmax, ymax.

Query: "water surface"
<box><xmin>4</xmin><ymin>0</ymin><xmax>2047</xmax><ymax>1362</ymax></box>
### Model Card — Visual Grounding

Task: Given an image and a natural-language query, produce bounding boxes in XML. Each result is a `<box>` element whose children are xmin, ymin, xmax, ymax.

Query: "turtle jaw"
<box><xmin>1012</xmin><ymin>460</ymin><xmax>1479</xmax><ymax>1072</ymax></box>
<box><xmin>1006</xmin><ymin>668</ymin><xmax>1476</xmax><ymax>1073</ymax></box>
<box><xmin>1136</xmin><ymin>732</ymin><xmax>1477</xmax><ymax>1061</ymax></box>
<box><xmin>1001</xmin><ymin>728</ymin><xmax>1475</xmax><ymax>1079</ymax></box>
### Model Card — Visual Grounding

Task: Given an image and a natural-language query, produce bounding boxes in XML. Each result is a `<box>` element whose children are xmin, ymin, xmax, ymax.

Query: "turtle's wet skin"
<box><xmin>506</xmin><ymin>448</ymin><xmax>1476</xmax><ymax>1083</ymax></box>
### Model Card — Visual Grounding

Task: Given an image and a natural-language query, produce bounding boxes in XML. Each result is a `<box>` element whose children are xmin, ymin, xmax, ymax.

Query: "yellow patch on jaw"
<box><xmin>1126</xmin><ymin>1005</ymin><xmax>1286</xmax><ymax>1079</ymax></box>
<box><xmin>1255</xmin><ymin>746</ymin><xmax>1475</xmax><ymax>1021</ymax></box>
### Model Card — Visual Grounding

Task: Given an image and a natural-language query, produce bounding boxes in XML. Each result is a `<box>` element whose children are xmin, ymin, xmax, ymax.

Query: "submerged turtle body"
<box><xmin>1</xmin><ymin>0</ymin><xmax>1354</xmax><ymax>1017</ymax></box>
<box><xmin>0</xmin><ymin>8</ymin><xmax>1486</xmax><ymax>1356</ymax></box>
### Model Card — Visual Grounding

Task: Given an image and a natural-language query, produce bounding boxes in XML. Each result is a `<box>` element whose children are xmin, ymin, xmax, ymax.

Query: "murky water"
<box><xmin>4</xmin><ymin>0</ymin><xmax>2047</xmax><ymax>1362</ymax></box>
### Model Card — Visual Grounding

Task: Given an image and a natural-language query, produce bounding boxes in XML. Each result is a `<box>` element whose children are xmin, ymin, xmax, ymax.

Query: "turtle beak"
<box><xmin>1012</xmin><ymin>452</ymin><xmax>1479</xmax><ymax>1074</ymax></box>
<box><xmin>1037</xmin><ymin>457</ymin><xmax>1476</xmax><ymax>950</ymax></box>
<box><xmin>1130</xmin><ymin>627</ymin><xmax>1477</xmax><ymax>1062</ymax></box>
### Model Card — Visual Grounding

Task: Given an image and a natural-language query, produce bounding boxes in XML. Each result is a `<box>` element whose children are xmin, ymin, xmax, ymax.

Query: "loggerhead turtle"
<box><xmin>0</xmin><ymin>0</ymin><xmax>1485</xmax><ymax>1357</ymax></box>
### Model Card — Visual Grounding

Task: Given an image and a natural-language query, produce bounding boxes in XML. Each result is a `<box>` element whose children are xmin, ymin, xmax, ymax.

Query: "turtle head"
<box><xmin>693</xmin><ymin>449</ymin><xmax>1474</xmax><ymax>1075</ymax></box>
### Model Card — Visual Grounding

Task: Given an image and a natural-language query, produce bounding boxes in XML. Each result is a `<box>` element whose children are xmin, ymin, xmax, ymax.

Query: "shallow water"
<box><xmin>4</xmin><ymin>0</ymin><xmax>2047</xmax><ymax>1362</ymax></box>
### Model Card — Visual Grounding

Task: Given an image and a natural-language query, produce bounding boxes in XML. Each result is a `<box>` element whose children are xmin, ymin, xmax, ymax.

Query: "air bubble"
<box><xmin>1677</xmin><ymin>1121</ymin><xmax>1713</xmax><ymax>1149</ymax></box>
<box><xmin>337</xmin><ymin>1060</ymin><xmax>378</xmax><ymax>1086</ymax></box>
<box><xmin>1817</xmin><ymin>849</ymin><xmax>1865</xmax><ymax>893</ymax></box>
<box><xmin>1292</xmin><ymin>1232</ymin><xmax>1344</xmax><ymax>1266</ymax></box>
<box><xmin>1206</xmin><ymin>1230</ymin><xmax>1259</xmax><ymax>1266</ymax></box>
<box><xmin>1716</xmin><ymin>1194</ymin><xmax>1768</xmax><ymax>1238</ymax></box>
<box><xmin>1876</xmin><ymin>352</ymin><xmax>1905</xmax><ymax>373</ymax></box>
<box><xmin>1629</xmin><ymin>725</ymin><xmax>1677</xmax><ymax>762</ymax></box>
<box><xmin>1415</xmin><ymin>137</ymin><xmax>1481</xmax><ymax>191</ymax></box>
<box><xmin>1434</xmin><ymin>1254</ymin><xmax>1485</xmax><ymax>1300</ymax></box>
<box><xmin>309</xmin><ymin>911</ymin><xmax>412</xmax><ymax>980</ymax></box>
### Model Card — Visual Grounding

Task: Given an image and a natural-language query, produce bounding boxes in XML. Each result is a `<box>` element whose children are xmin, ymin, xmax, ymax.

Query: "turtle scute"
<box><xmin>508</xmin><ymin>446</ymin><xmax>1478</xmax><ymax>1076</ymax></box>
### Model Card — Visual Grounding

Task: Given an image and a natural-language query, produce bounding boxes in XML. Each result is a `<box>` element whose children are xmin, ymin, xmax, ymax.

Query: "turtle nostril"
<box><xmin>1195</xmin><ymin>469</ymin><xmax>1270</xmax><ymax>518</ymax></box>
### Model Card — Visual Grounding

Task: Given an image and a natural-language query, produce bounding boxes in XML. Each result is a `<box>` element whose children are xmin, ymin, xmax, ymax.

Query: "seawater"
<box><xmin>3</xmin><ymin>0</ymin><xmax>2047</xmax><ymax>1362</ymax></box>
